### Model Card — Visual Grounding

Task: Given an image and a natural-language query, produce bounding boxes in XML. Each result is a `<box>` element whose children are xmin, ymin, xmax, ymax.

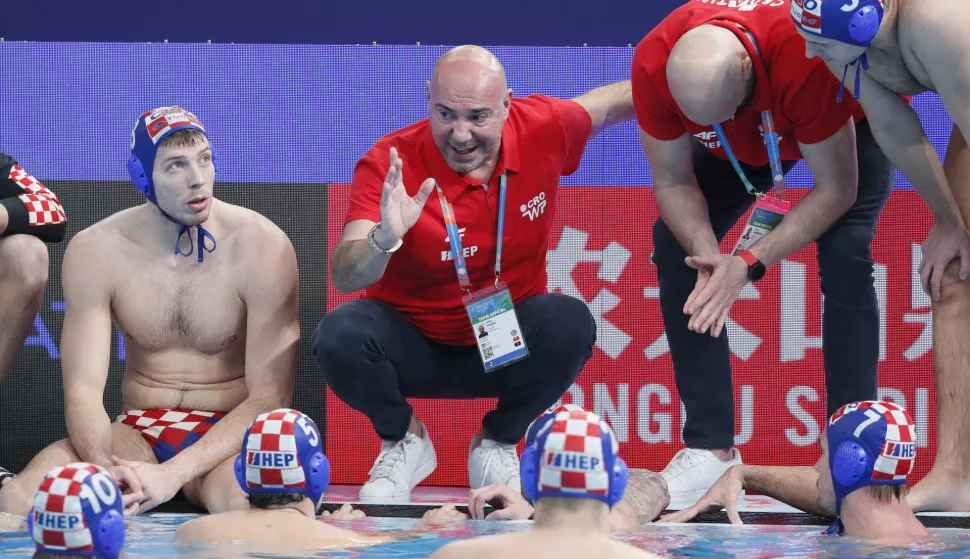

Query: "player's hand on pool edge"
<box><xmin>468</xmin><ymin>483</ymin><xmax>534</xmax><ymax>520</ymax></box>
<box><xmin>321</xmin><ymin>503</ymin><xmax>367</xmax><ymax>521</ymax></box>
<box><xmin>658</xmin><ymin>465</ymin><xmax>745</xmax><ymax>525</ymax></box>
<box><xmin>375</xmin><ymin>147</ymin><xmax>436</xmax><ymax>250</ymax></box>
<box><xmin>422</xmin><ymin>504</ymin><xmax>469</xmax><ymax>525</ymax></box>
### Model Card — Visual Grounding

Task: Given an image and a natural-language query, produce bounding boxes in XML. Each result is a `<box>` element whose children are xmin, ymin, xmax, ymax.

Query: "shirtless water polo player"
<box><xmin>0</xmin><ymin>106</ymin><xmax>301</xmax><ymax>516</ymax></box>
<box><xmin>789</xmin><ymin>0</ymin><xmax>970</xmax><ymax>512</ymax></box>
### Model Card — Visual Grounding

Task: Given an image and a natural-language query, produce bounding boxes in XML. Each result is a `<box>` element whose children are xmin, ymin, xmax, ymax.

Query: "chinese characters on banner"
<box><xmin>326</xmin><ymin>185</ymin><xmax>935</xmax><ymax>487</ymax></box>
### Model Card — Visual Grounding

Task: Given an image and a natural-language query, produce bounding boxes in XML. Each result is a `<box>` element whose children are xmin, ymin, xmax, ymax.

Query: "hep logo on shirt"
<box><xmin>441</xmin><ymin>228</ymin><xmax>479</xmax><ymax>261</ymax></box>
<box><xmin>521</xmin><ymin>192</ymin><xmax>547</xmax><ymax>221</ymax></box>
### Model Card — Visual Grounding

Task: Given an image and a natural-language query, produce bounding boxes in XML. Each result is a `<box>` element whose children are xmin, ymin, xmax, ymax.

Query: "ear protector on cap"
<box><xmin>520</xmin><ymin>409</ymin><xmax>628</xmax><ymax>508</ymax></box>
<box><xmin>826</xmin><ymin>400</ymin><xmax>916</xmax><ymax>515</ymax></box>
<box><xmin>847</xmin><ymin>4</ymin><xmax>881</xmax><ymax>44</ymax></box>
<box><xmin>28</xmin><ymin>463</ymin><xmax>125</xmax><ymax>559</ymax></box>
<box><xmin>234</xmin><ymin>409</ymin><xmax>331</xmax><ymax>506</ymax></box>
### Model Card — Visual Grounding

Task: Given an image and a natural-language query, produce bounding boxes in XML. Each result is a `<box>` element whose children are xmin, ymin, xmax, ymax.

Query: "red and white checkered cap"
<box><xmin>830</xmin><ymin>400</ymin><xmax>917</xmax><ymax>481</ymax></box>
<box><xmin>242</xmin><ymin>408</ymin><xmax>310</xmax><ymax>490</ymax></box>
<box><xmin>30</xmin><ymin>463</ymin><xmax>119</xmax><ymax>556</ymax></box>
<box><xmin>536</xmin><ymin>410</ymin><xmax>617</xmax><ymax>498</ymax></box>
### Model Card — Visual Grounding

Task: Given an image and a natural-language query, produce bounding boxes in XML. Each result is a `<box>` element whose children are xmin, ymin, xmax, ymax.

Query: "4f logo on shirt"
<box><xmin>759</xmin><ymin>125</ymin><xmax>783</xmax><ymax>145</ymax></box>
<box><xmin>442</xmin><ymin>228</ymin><xmax>479</xmax><ymax>261</ymax></box>
<box><xmin>694</xmin><ymin>130</ymin><xmax>721</xmax><ymax>149</ymax></box>
<box><xmin>521</xmin><ymin>192</ymin><xmax>547</xmax><ymax>221</ymax></box>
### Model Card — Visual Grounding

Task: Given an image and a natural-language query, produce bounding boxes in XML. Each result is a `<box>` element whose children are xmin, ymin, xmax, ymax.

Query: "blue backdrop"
<box><xmin>0</xmin><ymin>42</ymin><xmax>954</xmax><ymax>189</ymax></box>
<box><xmin>2</xmin><ymin>0</ymin><xmax>679</xmax><ymax>47</ymax></box>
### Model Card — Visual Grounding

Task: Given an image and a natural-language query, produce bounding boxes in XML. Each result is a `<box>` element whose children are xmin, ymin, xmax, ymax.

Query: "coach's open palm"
<box><xmin>376</xmin><ymin>147</ymin><xmax>436</xmax><ymax>248</ymax></box>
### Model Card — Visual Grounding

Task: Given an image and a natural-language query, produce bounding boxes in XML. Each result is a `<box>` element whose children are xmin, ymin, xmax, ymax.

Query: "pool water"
<box><xmin>4</xmin><ymin>515</ymin><xmax>970</xmax><ymax>558</ymax></box>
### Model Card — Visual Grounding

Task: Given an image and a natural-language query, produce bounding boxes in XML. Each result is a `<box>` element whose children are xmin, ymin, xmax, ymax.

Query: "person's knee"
<box><xmin>531</xmin><ymin>294</ymin><xmax>596</xmax><ymax>365</ymax></box>
<box><xmin>935</xmin><ymin>258</ymin><xmax>970</xmax><ymax>308</ymax></box>
<box><xmin>0</xmin><ymin>235</ymin><xmax>49</xmax><ymax>297</ymax></box>
<box><xmin>0</xmin><ymin>475</ymin><xmax>33</xmax><ymax>515</ymax></box>
<box><xmin>650</xmin><ymin>219</ymin><xmax>688</xmax><ymax>271</ymax></box>
<box><xmin>817</xmin><ymin>224</ymin><xmax>876</xmax><ymax>290</ymax></box>
<box><xmin>312</xmin><ymin>300</ymin><xmax>384</xmax><ymax>383</ymax></box>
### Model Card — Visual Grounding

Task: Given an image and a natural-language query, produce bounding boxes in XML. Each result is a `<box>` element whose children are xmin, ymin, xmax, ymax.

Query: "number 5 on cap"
<box><xmin>297</xmin><ymin>416</ymin><xmax>319</xmax><ymax>447</ymax></box>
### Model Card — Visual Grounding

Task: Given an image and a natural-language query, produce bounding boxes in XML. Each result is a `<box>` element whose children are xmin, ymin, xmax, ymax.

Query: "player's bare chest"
<box><xmin>111</xmin><ymin>257</ymin><xmax>246</xmax><ymax>352</ymax></box>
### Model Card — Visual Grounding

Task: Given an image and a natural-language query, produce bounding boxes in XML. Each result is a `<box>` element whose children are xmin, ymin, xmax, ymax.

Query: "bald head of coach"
<box><xmin>314</xmin><ymin>45</ymin><xmax>635</xmax><ymax>502</ymax></box>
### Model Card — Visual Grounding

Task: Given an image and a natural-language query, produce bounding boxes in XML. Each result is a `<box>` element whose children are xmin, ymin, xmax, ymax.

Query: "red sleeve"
<box><xmin>774</xmin><ymin>40</ymin><xmax>858</xmax><ymax>145</ymax></box>
<box><xmin>343</xmin><ymin>146</ymin><xmax>388</xmax><ymax>225</ymax></box>
<box><xmin>631</xmin><ymin>39</ymin><xmax>686</xmax><ymax>141</ymax></box>
<box><xmin>550</xmin><ymin>98</ymin><xmax>593</xmax><ymax>176</ymax></box>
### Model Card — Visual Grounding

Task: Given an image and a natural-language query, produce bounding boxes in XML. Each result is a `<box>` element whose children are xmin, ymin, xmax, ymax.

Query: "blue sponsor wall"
<box><xmin>0</xmin><ymin>42</ymin><xmax>954</xmax><ymax>190</ymax></box>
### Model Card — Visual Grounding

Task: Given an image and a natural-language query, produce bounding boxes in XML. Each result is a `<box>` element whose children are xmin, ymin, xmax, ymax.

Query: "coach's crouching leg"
<box><xmin>482</xmin><ymin>292</ymin><xmax>596</xmax><ymax>445</ymax></box>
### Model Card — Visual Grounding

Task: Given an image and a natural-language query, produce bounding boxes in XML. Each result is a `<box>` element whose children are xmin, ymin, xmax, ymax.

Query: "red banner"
<box><xmin>325</xmin><ymin>184</ymin><xmax>936</xmax><ymax>487</ymax></box>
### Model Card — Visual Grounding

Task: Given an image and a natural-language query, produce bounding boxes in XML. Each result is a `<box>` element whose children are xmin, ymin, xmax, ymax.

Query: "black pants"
<box><xmin>653</xmin><ymin>118</ymin><xmax>894</xmax><ymax>449</ymax></box>
<box><xmin>312</xmin><ymin>293</ymin><xmax>596</xmax><ymax>444</ymax></box>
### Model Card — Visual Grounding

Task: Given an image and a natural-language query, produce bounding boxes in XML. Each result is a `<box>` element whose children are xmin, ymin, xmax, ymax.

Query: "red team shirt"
<box><xmin>344</xmin><ymin>95</ymin><xmax>592</xmax><ymax>345</ymax></box>
<box><xmin>632</xmin><ymin>0</ymin><xmax>867</xmax><ymax>165</ymax></box>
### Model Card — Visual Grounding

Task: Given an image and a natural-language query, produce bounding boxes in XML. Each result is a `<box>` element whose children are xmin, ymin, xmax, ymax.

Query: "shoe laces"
<box><xmin>370</xmin><ymin>435</ymin><xmax>418</xmax><ymax>482</ymax></box>
<box><xmin>664</xmin><ymin>448</ymin><xmax>711</xmax><ymax>478</ymax></box>
<box><xmin>483</xmin><ymin>441</ymin><xmax>520</xmax><ymax>482</ymax></box>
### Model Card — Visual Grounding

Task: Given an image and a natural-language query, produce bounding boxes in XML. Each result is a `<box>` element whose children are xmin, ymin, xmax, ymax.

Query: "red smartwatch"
<box><xmin>738</xmin><ymin>250</ymin><xmax>766</xmax><ymax>282</ymax></box>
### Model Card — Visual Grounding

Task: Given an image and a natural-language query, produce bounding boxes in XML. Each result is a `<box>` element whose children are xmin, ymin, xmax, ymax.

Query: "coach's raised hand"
<box><xmin>373</xmin><ymin>147</ymin><xmax>436</xmax><ymax>250</ymax></box>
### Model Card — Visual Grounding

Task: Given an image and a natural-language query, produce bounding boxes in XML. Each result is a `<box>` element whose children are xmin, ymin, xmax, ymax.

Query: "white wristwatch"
<box><xmin>367</xmin><ymin>224</ymin><xmax>403</xmax><ymax>255</ymax></box>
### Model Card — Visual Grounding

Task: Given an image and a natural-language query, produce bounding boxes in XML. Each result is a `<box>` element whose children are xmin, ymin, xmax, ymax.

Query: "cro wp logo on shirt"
<box><xmin>521</xmin><ymin>192</ymin><xmax>547</xmax><ymax>221</ymax></box>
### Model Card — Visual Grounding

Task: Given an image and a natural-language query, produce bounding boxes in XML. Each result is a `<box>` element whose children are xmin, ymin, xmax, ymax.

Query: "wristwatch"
<box><xmin>738</xmin><ymin>250</ymin><xmax>766</xmax><ymax>282</ymax></box>
<box><xmin>367</xmin><ymin>224</ymin><xmax>403</xmax><ymax>255</ymax></box>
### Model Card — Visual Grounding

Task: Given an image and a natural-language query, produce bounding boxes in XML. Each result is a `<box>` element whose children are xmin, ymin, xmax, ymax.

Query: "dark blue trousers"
<box><xmin>312</xmin><ymin>293</ymin><xmax>595</xmax><ymax>444</ymax></box>
<box><xmin>652</xmin><ymin>118</ymin><xmax>894</xmax><ymax>449</ymax></box>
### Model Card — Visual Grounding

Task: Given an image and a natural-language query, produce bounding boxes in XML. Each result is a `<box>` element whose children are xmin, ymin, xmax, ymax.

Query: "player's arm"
<box><xmin>0</xmin><ymin>154</ymin><xmax>67</xmax><ymax>242</ymax></box>
<box><xmin>641</xmin><ymin>129</ymin><xmax>720</xmax><ymax>258</ymax></box>
<box><xmin>571</xmin><ymin>80</ymin><xmax>636</xmax><ymax>140</ymax></box>
<box><xmin>848</xmin><ymin>70</ymin><xmax>962</xmax><ymax>224</ymax></box>
<box><xmin>747</xmin><ymin>117</ymin><xmax>859</xmax><ymax>267</ymax></box>
<box><xmin>60</xmin><ymin>230</ymin><xmax>115</xmax><ymax>467</ymax></box>
<box><xmin>166</xmin><ymin>225</ymin><xmax>300</xmax><ymax>485</ymax></box>
<box><xmin>737</xmin><ymin>465</ymin><xmax>832</xmax><ymax>517</ymax></box>
<box><xmin>609</xmin><ymin>469</ymin><xmax>670</xmax><ymax>530</ymax></box>
<box><xmin>915</xmin><ymin>11</ymin><xmax>970</xmax><ymax>203</ymax></box>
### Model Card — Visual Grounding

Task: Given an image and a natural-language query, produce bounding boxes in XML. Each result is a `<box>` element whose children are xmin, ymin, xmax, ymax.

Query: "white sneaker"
<box><xmin>358</xmin><ymin>421</ymin><xmax>437</xmax><ymax>502</ymax></box>
<box><xmin>661</xmin><ymin>447</ymin><xmax>743</xmax><ymax>508</ymax></box>
<box><xmin>468</xmin><ymin>436</ymin><xmax>521</xmax><ymax>493</ymax></box>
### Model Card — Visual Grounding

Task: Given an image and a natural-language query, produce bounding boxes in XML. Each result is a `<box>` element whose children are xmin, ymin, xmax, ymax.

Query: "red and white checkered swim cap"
<box><xmin>522</xmin><ymin>409</ymin><xmax>628</xmax><ymax>507</ymax></box>
<box><xmin>234</xmin><ymin>408</ymin><xmax>331</xmax><ymax>506</ymax></box>
<box><xmin>827</xmin><ymin>400</ymin><xmax>916</xmax><ymax>514</ymax></box>
<box><xmin>28</xmin><ymin>463</ymin><xmax>125</xmax><ymax>559</ymax></box>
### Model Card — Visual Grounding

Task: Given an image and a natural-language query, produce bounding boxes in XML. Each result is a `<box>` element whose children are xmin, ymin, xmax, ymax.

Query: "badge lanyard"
<box><xmin>710</xmin><ymin>26</ymin><xmax>786</xmax><ymax>199</ymax></box>
<box><xmin>435</xmin><ymin>173</ymin><xmax>508</xmax><ymax>294</ymax></box>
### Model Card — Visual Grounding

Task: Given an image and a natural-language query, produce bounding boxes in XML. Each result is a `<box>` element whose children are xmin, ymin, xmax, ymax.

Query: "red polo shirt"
<box><xmin>344</xmin><ymin>94</ymin><xmax>592</xmax><ymax>346</ymax></box>
<box><xmin>632</xmin><ymin>0</ymin><xmax>867</xmax><ymax>165</ymax></box>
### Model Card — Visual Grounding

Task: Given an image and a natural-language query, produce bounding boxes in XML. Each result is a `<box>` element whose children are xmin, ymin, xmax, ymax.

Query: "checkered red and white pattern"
<box><xmin>8</xmin><ymin>164</ymin><xmax>66</xmax><ymax>226</ymax></box>
<box><xmin>243</xmin><ymin>409</ymin><xmax>308</xmax><ymax>490</ymax></box>
<box><xmin>143</xmin><ymin>106</ymin><xmax>205</xmax><ymax>144</ymax></box>
<box><xmin>31</xmin><ymin>463</ymin><xmax>103</xmax><ymax>553</ymax></box>
<box><xmin>830</xmin><ymin>400</ymin><xmax>916</xmax><ymax>482</ymax></box>
<box><xmin>789</xmin><ymin>0</ymin><xmax>822</xmax><ymax>35</ymax></box>
<box><xmin>537</xmin><ymin>410</ymin><xmax>617</xmax><ymax>498</ymax></box>
<box><xmin>117</xmin><ymin>409</ymin><xmax>224</xmax><ymax>456</ymax></box>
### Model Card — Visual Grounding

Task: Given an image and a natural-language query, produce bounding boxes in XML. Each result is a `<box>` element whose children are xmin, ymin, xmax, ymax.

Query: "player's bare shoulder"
<box><xmin>61</xmin><ymin>206</ymin><xmax>144</xmax><ymax>279</ymax></box>
<box><xmin>215</xmin><ymin>200</ymin><xmax>298</xmax><ymax>283</ymax></box>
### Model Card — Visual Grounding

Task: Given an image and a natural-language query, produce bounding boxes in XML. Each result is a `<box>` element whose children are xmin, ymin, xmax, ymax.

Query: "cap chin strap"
<box><xmin>836</xmin><ymin>53</ymin><xmax>870</xmax><ymax>103</ymax></box>
<box><xmin>153</xmin><ymin>201</ymin><xmax>216</xmax><ymax>263</ymax></box>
